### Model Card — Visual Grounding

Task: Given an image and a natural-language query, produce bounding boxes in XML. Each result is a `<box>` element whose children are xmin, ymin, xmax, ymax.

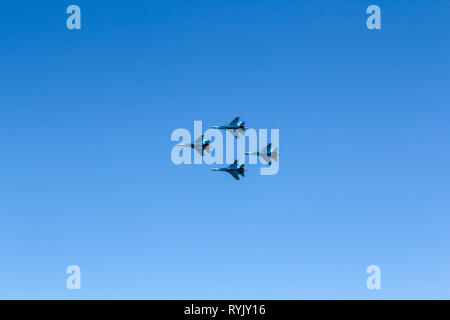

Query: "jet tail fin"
<box><xmin>238</xmin><ymin>164</ymin><xmax>245</xmax><ymax>177</ymax></box>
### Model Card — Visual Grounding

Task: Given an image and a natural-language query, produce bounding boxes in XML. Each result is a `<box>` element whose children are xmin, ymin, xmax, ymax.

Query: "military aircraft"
<box><xmin>211</xmin><ymin>117</ymin><xmax>246</xmax><ymax>138</ymax></box>
<box><xmin>177</xmin><ymin>135</ymin><xmax>211</xmax><ymax>156</ymax></box>
<box><xmin>212</xmin><ymin>160</ymin><xmax>245</xmax><ymax>180</ymax></box>
<box><xmin>245</xmin><ymin>143</ymin><xmax>279</xmax><ymax>165</ymax></box>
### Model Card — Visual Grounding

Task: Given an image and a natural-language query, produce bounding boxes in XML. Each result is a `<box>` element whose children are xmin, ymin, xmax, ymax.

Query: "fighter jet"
<box><xmin>177</xmin><ymin>135</ymin><xmax>211</xmax><ymax>156</ymax></box>
<box><xmin>211</xmin><ymin>117</ymin><xmax>246</xmax><ymax>138</ymax></box>
<box><xmin>245</xmin><ymin>143</ymin><xmax>279</xmax><ymax>165</ymax></box>
<box><xmin>212</xmin><ymin>160</ymin><xmax>245</xmax><ymax>180</ymax></box>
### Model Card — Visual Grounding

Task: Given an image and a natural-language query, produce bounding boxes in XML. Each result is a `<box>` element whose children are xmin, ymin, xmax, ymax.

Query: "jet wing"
<box><xmin>228</xmin><ymin>117</ymin><xmax>239</xmax><ymax>126</ymax></box>
<box><xmin>194</xmin><ymin>135</ymin><xmax>204</xmax><ymax>144</ymax></box>
<box><xmin>227</xmin><ymin>129</ymin><xmax>241</xmax><ymax>139</ymax></box>
<box><xmin>193</xmin><ymin>145</ymin><xmax>203</xmax><ymax>155</ymax></box>
<box><xmin>193</xmin><ymin>144</ymin><xmax>210</xmax><ymax>155</ymax></box>
<box><xmin>228</xmin><ymin>171</ymin><xmax>240</xmax><ymax>180</ymax></box>
<box><xmin>260</xmin><ymin>154</ymin><xmax>272</xmax><ymax>164</ymax></box>
<box><xmin>260</xmin><ymin>143</ymin><xmax>270</xmax><ymax>154</ymax></box>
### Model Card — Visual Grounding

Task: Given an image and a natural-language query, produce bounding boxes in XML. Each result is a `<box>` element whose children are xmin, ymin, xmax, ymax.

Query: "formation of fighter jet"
<box><xmin>177</xmin><ymin>134</ymin><xmax>211</xmax><ymax>156</ymax></box>
<box><xmin>176</xmin><ymin>117</ymin><xmax>277</xmax><ymax>181</ymax></box>
<box><xmin>245</xmin><ymin>143</ymin><xmax>279</xmax><ymax>165</ymax></box>
<box><xmin>211</xmin><ymin>117</ymin><xmax>246</xmax><ymax>138</ymax></box>
<box><xmin>212</xmin><ymin>160</ymin><xmax>245</xmax><ymax>180</ymax></box>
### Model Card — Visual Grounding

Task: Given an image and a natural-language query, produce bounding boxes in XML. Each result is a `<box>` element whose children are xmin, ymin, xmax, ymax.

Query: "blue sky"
<box><xmin>1</xmin><ymin>0</ymin><xmax>449</xmax><ymax>299</ymax></box>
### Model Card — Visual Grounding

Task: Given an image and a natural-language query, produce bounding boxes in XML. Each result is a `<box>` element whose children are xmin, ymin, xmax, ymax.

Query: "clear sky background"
<box><xmin>1</xmin><ymin>1</ymin><xmax>449</xmax><ymax>299</ymax></box>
